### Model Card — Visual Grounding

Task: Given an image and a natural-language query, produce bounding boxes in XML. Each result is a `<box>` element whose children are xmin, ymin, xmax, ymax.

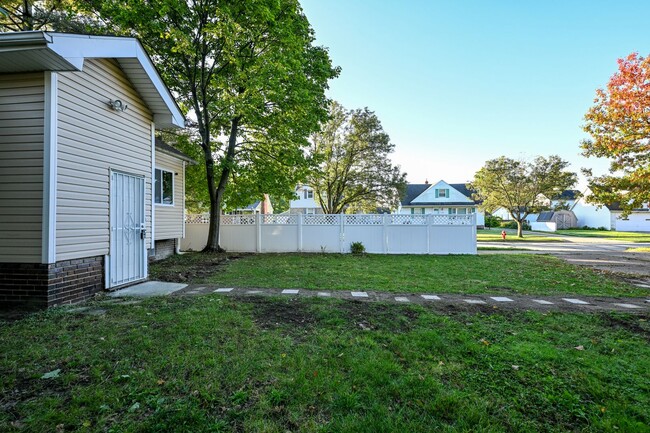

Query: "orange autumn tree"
<box><xmin>582</xmin><ymin>53</ymin><xmax>650</xmax><ymax>213</ymax></box>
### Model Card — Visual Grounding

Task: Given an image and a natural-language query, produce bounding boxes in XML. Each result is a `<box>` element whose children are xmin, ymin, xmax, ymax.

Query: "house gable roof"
<box><xmin>155</xmin><ymin>138</ymin><xmax>197</xmax><ymax>164</ymax></box>
<box><xmin>552</xmin><ymin>189</ymin><xmax>581</xmax><ymax>201</ymax></box>
<box><xmin>401</xmin><ymin>181</ymin><xmax>478</xmax><ymax>206</ymax></box>
<box><xmin>0</xmin><ymin>31</ymin><xmax>184</xmax><ymax>129</ymax></box>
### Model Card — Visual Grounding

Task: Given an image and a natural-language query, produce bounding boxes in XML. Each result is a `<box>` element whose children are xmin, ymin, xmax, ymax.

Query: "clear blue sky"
<box><xmin>300</xmin><ymin>0</ymin><xmax>650</xmax><ymax>187</ymax></box>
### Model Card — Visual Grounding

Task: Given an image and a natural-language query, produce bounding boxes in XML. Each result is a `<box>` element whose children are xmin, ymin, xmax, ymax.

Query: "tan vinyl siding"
<box><xmin>154</xmin><ymin>151</ymin><xmax>184</xmax><ymax>240</ymax></box>
<box><xmin>0</xmin><ymin>73</ymin><xmax>44</xmax><ymax>263</ymax></box>
<box><xmin>56</xmin><ymin>59</ymin><xmax>153</xmax><ymax>262</ymax></box>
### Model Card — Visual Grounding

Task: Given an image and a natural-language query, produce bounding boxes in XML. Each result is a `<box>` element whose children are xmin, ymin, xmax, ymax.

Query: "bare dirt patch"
<box><xmin>151</xmin><ymin>253</ymin><xmax>249</xmax><ymax>283</ymax></box>
<box><xmin>336</xmin><ymin>301</ymin><xmax>420</xmax><ymax>333</ymax></box>
<box><xmin>550</xmin><ymin>251</ymin><xmax>650</xmax><ymax>286</ymax></box>
<box><xmin>599</xmin><ymin>312</ymin><xmax>650</xmax><ymax>342</ymax></box>
<box><xmin>242</xmin><ymin>297</ymin><xmax>318</xmax><ymax>330</ymax></box>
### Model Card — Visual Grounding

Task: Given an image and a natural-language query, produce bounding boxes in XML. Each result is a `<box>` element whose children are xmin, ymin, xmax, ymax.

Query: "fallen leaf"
<box><xmin>157</xmin><ymin>379</ymin><xmax>165</xmax><ymax>385</ymax></box>
<box><xmin>438</xmin><ymin>361</ymin><xmax>445</xmax><ymax>366</ymax></box>
<box><xmin>512</xmin><ymin>365</ymin><xmax>520</xmax><ymax>370</ymax></box>
<box><xmin>574</xmin><ymin>345</ymin><xmax>585</xmax><ymax>351</ymax></box>
<box><xmin>128</xmin><ymin>402</ymin><xmax>140</xmax><ymax>413</ymax></box>
<box><xmin>41</xmin><ymin>369</ymin><xmax>61</xmax><ymax>379</ymax></box>
<box><xmin>480</xmin><ymin>338</ymin><xmax>490</xmax><ymax>346</ymax></box>
<box><xmin>601</xmin><ymin>407</ymin><xmax>606</xmax><ymax>413</ymax></box>
<box><xmin>56</xmin><ymin>424</ymin><xmax>65</xmax><ymax>433</ymax></box>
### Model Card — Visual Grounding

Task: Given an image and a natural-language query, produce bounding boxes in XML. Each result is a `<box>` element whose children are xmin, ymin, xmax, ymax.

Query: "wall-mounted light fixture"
<box><xmin>108</xmin><ymin>99</ymin><xmax>128</xmax><ymax>112</ymax></box>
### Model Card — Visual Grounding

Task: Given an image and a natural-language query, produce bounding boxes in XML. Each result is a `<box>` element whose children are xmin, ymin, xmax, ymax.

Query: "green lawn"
<box><xmin>478</xmin><ymin>228</ymin><xmax>565</xmax><ymax>242</ymax></box>
<box><xmin>557</xmin><ymin>229</ymin><xmax>650</xmax><ymax>243</ymax></box>
<box><xmin>1</xmin><ymin>296</ymin><xmax>649</xmax><ymax>432</ymax></box>
<box><xmin>150</xmin><ymin>253</ymin><xmax>648</xmax><ymax>298</ymax></box>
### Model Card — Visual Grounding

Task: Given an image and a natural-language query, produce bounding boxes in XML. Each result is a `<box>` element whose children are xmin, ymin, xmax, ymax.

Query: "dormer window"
<box><xmin>435</xmin><ymin>188</ymin><xmax>449</xmax><ymax>198</ymax></box>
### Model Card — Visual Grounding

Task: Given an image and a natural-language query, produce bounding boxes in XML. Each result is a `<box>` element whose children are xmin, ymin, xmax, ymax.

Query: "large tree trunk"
<box><xmin>516</xmin><ymin>219</ymin><xmax>524</xmax><ymax>238</ymax></box>
<box><xmin>203</xmin><ymin>116</ymin><xmax>240</xmax><ymax>252</ymax></box>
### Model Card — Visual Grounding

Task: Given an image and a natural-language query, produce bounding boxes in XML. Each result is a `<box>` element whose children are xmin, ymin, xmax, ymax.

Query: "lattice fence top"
<box><xmin>345</xmin><ymin>214</ymin><xmax>383</xmax><ymax>225</ymax></box>
<box><xmin>304</xmin><ymin>214</ymin><xmax>340</xmax><ymax>225</ymax></box>
<box><xmin>186</xmin><ymin>213</ymin><xmax>475</xmax><ymax>226</ymax></box>
<box><xmin>262</xmin><ymin>214</ymin><xmax>297</xmax><ymax>225</ymax></box>
<box><xmin>390</xmin><ymin>214</ymin><xmax>427</xmax><ymax>225</ymax></box>
<box><xmin>185</xmin><ymin>213</ymin><xmax>210</xmax><ymax>224</ymax></box>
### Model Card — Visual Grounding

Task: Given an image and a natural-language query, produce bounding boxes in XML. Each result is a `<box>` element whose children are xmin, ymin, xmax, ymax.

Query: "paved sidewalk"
<box><xmin>173</xmin><ymin>285</ymin><xmax>650</xmax><ymax>314</ymax></box>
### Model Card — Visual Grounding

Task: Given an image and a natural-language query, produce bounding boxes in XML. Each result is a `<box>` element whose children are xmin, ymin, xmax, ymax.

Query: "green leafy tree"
<box><xmin>0</xmin><ymin>0</ymin><xmax>91</xmax><ymax>31</ymax></box>
<box><xmin>469</xmin><ymin>155</ymin><xmax>577</xmax><ymax>237</ymax></box>
<box><xmin>81</xmin><ymin>0</ymin><xmax>339</xmax><ymax>251</ymax></box>
<box><xmin>308</xmin><ymin>101</ymin><xmax>406</xmax><ymax>214</ymax></box>
<box><xmin>582</xmin><ymin>53</ymin><xmax>650</xmax><ymax>214</ymax></box>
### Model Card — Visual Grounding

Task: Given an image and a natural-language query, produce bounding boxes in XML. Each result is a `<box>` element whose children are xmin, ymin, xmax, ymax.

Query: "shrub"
<box><xmin>350</xmin><ymin>241</ymin><xmax>366</xmax><ymax>255</ymax></box>
<box><xmin>500</xmin><ymin>220</ymin><xmax>531</xmax><ymax>230</ymax></box>
<box><xmin>484</xmin><ymin>214</ymin><xmax>502</xmax><ymax>228</ymax></box>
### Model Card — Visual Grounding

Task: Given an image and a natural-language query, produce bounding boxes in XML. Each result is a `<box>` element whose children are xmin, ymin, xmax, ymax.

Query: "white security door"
<box><xmin>109</xmin><ymin>171</ymin><xmax>146</xmax><ymax>287</ymax></box>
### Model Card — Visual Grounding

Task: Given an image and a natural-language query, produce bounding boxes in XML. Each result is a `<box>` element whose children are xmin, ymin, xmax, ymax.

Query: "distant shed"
<box><xmin>531</xmin><ymin>210</ymin><xmax>578</xmax><ymax>232</ymax></box>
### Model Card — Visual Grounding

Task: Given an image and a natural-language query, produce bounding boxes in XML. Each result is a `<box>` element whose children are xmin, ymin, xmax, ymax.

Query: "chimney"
<box><xmin>425</xmin><ymin>179</ymin><xmax>429</xmax><ymax>184</ymax></box>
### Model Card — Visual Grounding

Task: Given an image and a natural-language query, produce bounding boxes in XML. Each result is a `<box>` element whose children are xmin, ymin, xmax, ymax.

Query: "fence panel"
<box><xmin>181</xmin><ymin>213</ymin><xmax>477</xmax><ymax>254</ymax></box>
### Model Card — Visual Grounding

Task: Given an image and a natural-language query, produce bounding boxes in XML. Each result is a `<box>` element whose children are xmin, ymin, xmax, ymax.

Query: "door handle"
<box><xmin>140</xmin><ymin>228</ymin><xmax>146</xmax><ymax>240</ymax></box>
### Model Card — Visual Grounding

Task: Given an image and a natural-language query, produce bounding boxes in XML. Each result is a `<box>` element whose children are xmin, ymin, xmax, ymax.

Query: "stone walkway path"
<box><xmin>172</xmin><ymin>285</ymin><xmax>650</xmax><ymax>314</ymax></box>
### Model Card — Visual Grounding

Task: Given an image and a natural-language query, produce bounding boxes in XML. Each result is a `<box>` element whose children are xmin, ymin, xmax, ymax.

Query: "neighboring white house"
<box><xmin>493</xmin><ymin>189</ymin><xmax>649</xmax><ymax>232</ymax></box>
<box><xmin>228</xmin><ymin>194</ymin><xmax>274</xmax><ymax>215</ymax></box>
<box><xmin>0</xmin><ymin>32</ymin><xmax>185</xmax><ymax>307</ymax></box>
<box><xmin>288</xmin><ymin>184</ymin><xmax>322</xmax><ymax>214</ymax></box>
<box><xmin>397</xmin><ymin>181</ymin><xmax>485</xmax><ymax>227</ymax></box>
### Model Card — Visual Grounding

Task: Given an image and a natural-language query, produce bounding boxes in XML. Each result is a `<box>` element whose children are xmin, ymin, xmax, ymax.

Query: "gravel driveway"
<box><xmin>480</xmin><ymin>233</ymin><xmax>650</xmax><ymax>287</ymax></box>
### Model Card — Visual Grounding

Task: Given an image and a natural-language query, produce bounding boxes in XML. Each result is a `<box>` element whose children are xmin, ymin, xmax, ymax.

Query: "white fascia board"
<box><xmin>47</xmin><ymin>33</ymin><xmax>185</xmax><ymax>129</ymax></box>
<box><xmin>42</xmin><ymin>71</ymin><xmax>58</xmax><ymax>264</ymax></box>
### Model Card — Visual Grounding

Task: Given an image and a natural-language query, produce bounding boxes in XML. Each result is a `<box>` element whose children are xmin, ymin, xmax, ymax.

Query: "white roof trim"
<box><xmin>0</xmin><ymin>31</ymin><xmax>184</xmax><ymax>129</ymax></box>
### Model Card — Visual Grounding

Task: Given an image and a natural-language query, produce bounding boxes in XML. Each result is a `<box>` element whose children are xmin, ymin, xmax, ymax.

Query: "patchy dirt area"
<box><xmin>549</xmin><ymin>250</ymin><xmax>650</xmax><ymax>286</ymax></box>
<box><xmin>149</xmin><ymin>253</ymin><xmax>249</xmax><ymax>282</ymax></box>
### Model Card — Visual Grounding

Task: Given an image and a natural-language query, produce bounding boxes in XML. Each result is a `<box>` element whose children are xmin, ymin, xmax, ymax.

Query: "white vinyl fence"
<box><xmin>183</xmin><ymin>213</ymin><xmax>477</xmax><ymax>255</ymax></box>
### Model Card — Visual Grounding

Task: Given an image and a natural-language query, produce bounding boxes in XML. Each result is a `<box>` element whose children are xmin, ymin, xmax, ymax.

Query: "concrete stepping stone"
<box><xmin>394</xmin><ymin>297</ymin><xmax>410</xmax><ymax>303</ymax></box>
<box><xmin>563</xmin><ymin>298</ymin><xmax>590</xmax><ymax>305</ymax></box>
<box><xmin>109</xmin><ymin>281</ymin><xmax>186</xmax><ymax>297</ymax></box>
<box><xmin>214</xmin><ymin>288</ymin><xmax>233</xmax><ymax>293</ymax></box>
<box><xmin>246</xmin><ymin>290</ymin><xmax>263</xmax><ymax>294</ymax></box>
<box><xmin>81</xmin><ymin>309</ymin><xmax>107</xmax><ymax>316</ymax></box>
<box><xmin>281</xmin><ymin>289</ymin><xmax>299</xmax><ymax>295</ymax></box>
<box><xmin>613</xmin><ymin>303</ymin><xmax>642</xmax><ymax>309</ymax></box>
<box><xmin>464</xmin><ymin>299</ymin><xmax>486</xmax><ymax>304</ymax></box>
<box><xmin>351</xmin><ymin>291</ymin><xmax>369</xmax><ymax>298</ymax></box>
<box><xmin>317</xmin><ymin>292</ymin><xmax>331</xmax><ymax>297</ymax></box>
<box><xmin>64</xmin><ymin>307</ymin><xmax>90</xmax><ymax>313</ymax></box>
<box><xmin>421</xmin><ymin>295</ymin><xmax>441</xmax><ymax>300</ymax></box>
<box><xmin>118</xmin><ymin>300</ymin><xmax>142</xmax><ymax>306</ymax></box>
<box><xmin>532</xmin><ymin>300</ymin><xmax>554</xmax><ymax>305</ymax></box>
<box><xmin>490</xmin><ymin>296</ymin><xmax>513</xmax><ymax>302</ymax></box>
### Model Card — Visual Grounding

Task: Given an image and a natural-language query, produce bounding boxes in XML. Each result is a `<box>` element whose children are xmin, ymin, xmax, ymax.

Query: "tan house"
<box><xmin>0</xmin><ymin>32</ymin><xmax>186</xmax><ymax>307</ymax></box>
<box><xmin>153</xmin><ymin>138</ymin><xmax>196</xmax><ymax>260</ymax></box>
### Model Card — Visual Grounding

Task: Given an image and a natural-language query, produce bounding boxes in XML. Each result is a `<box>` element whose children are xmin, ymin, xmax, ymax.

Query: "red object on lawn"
<box><xmin>501</xmin><ymin>230</ymin><xmax>507</xmax><ymax>240</ymax></box>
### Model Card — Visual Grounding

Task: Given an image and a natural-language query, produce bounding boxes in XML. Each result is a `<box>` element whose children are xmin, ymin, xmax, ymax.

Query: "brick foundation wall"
<box><xmin>151</xmin><ymin>239</ymin><xmax>176</xmax><ymax>262</ymax></box>
<box><xmin>0</xmin><ymin>256</ymin><xmax>104</xmax><ymax>309</ymax></box>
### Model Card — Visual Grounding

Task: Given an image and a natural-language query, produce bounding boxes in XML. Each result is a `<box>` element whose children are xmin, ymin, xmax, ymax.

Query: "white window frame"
<box><xmin>437</xmin><ymin>188</ymin><xmax>448</xmax><ymax>198</ymax></box>
<box><xmin>154</xmin><ymin>167</ymin><xmax>174</xmax><ymax>206</ymax></box>
<box><xmin>304</xmin><ymin>189</ymin><xmax>314</xmax><ymax>199</ymax></box>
